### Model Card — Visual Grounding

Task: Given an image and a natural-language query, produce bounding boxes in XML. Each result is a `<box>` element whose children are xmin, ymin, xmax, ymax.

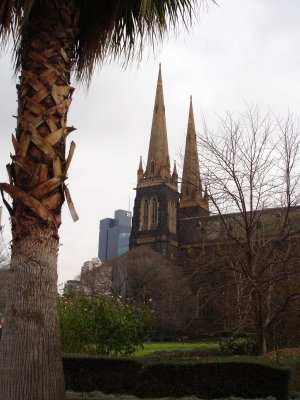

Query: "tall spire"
<box><xmin>172</xmin><ymin>160</ymin><xmax>178</xmax><ymax>185</ymax></box>
<box><xmin>145</xmin><ymin>65</ymin><xmax>170</xmax><ymax>180</ymax></box>
<box><xmin>137</xmin><ymin>156</ymin><xmax>144</xmax><ymax>183</ymax></box>
<box><xmin>181</xmin><ymin>97</ymin><xmax>208</xmax><ymax>212</ymax></box>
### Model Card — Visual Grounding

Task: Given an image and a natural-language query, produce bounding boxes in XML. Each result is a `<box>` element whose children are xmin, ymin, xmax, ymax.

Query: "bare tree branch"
<box><xmin>191</xmin><ymin>106</ymin><xmax>300</xmax><ymax>354</ymax></box>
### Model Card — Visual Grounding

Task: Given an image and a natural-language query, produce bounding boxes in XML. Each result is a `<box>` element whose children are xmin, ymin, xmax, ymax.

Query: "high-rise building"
<box><xmin>64</xmin><ymin>280</ymin><xmax>81</xmax><ymax>292</ymax></box>
<box><xmin>118</xmin><ymin>232</ymin><xmax>131</xmax><ymax>257</ymax></box>
<box><xmin>98</xmin><ymin>209</ymin><xmax>132</xmax><ymax>261</ymax></box>
<box><xmin>81</xmin><ymin>257</ymin><xmax>102</xmax><ymax>273</ymax></box>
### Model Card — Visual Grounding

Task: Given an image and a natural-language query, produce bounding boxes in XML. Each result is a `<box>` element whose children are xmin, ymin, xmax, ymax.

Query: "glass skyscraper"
<box><xmin>98</xmin><ymin>209</ymin><xmax>132</xmax><ymax>262</ymax></box>
<box><xmin>118</xmin><ymin>232</ymin><xmax>131</xmax><ymax>257</ymax></box>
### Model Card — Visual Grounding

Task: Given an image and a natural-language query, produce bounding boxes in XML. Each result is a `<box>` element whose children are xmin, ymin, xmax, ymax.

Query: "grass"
<box><xmin>132</xmin><ymin>341</ymin><xmax>218</xmax><ymax>356</ymax></box>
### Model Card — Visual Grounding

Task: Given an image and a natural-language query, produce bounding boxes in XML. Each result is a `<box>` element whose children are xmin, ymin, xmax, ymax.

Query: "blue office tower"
<box><xmin>118</xmin><ymin>232</ymin><xmax>131</xmax><ymax>257</ymax></box>
<box><xmin>98</xmin><ymin>209</ymin><xmax>132</xmax><ymax>262</ymax></box>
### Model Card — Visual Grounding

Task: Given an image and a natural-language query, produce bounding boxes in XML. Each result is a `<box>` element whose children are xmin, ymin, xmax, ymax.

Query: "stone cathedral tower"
<box><xmin>130</xmin><ymin>65</ymin><xmax>180</xmax><ymax>259</ymax></box>
<box><xmin>180</xmin><ymin>97</ymin><xmax>209</xmax><ymax>218</ymax></box>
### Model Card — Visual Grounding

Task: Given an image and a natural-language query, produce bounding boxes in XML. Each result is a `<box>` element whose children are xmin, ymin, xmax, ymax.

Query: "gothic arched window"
<box><xmin>197</xmin><ymin>283</ymin><xmax>213</xmax><ymax>318</ymax></box>
<box><xmin>143</xmin><ymin>200</ymin><xmax>149</xmax><ymax>225</ymax></box>
<box><xmin>140</xmin><ymin>198</ymin><xmax>149</xmax><ymax>231</ymax></box>
<box><xmin>168</xmin><ymin>200</ymin><xmax>176</xmax><ymax>233</ymax></box>
<box><xmin>152</xmin><ymin>198</ymin><xmax>158</xmax><ymax>223</ymax></box>
<box><xmin>150</xmin><ymin>161</ymin><xmax>155</xmax><ymax>174</ymax></box>
<box><xmin>149</xmin><ymin>197</ymin><xmax>159</xmax><ymax>229</ymax></box>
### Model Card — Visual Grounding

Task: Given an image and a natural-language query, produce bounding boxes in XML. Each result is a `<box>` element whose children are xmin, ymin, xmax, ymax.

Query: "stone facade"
<box><xmin>130</xmin><ymin>66</ymin><xmax>208</xmax><ymax>262</ymax></box>
<box><xmin>130</xmin><ymin>183</ymin><xmax>180</xmax><ymax>259</ymax></box>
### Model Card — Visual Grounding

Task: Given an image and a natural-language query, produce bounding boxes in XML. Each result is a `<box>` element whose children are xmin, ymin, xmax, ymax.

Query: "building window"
<box><xmin>141</xmin><ymin>197</ymin><xmax>159</xmax><ymax>230</ymax></box>
<box><xmin>152</xmin><ymin>198</ymin><xmax>157</xmax><ymax>223</ymax></box>
<box><xmin>197</xmin><ymin>283</ymin><xmax>213</xmax><ymax>318</ymax></box>
<box><xmin>143</xmin><ymin>200</ymin><xmax>149</xmax><ymax>225</ymax></box>
<box><xmin>168</xmin><ymin>200</ymin><xmax>176</xmax><ymax>233</ymax></box>
<box><xmin>140</xmin><ymin>198</ymin><xmax>149</xmax><ymax>230</ymax></box>
<box><xmin>185</xmin><ymin>185</ymin><xmax>189</xmax><ymax>196</ymax></box>
<box><xmin>149</xmin><ymin>197</ymin><xmax>159</xmax><ymax>229</ymax></box>
<box><xmin>150</xmin><ymin>161</ymin><xmax>155</xmax><ymax>174</ymax></box>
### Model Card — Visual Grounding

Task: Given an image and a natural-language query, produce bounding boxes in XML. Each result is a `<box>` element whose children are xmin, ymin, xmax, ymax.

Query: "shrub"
<box><xmin>59</xmin><ymin>291</ymin><xmax>154</xmax><ymax>356</ymax></box>
<box><xmin>219</xmin><ymin>335</ymin><xmax>257</xmax><ymax>356</ymax></box>
<box><xmin>63</xmin><ymin>355</ymin><xmax>294</xmax><ymax>400</ymax></box>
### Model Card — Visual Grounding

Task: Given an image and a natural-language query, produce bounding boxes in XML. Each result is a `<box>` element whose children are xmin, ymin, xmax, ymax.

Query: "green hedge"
<box><xmin>63</xmin><ymin>355</ymin><xmax>300</xmax><ymax>399</ymax></box>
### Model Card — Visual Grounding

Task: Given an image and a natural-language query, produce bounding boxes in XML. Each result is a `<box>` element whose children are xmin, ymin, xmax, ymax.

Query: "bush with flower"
<box><xmin>58</xmin><ymin>291</ymin><xmax>154</xmax><ymax>356</ymax></box>
<box><xmin>219</xmin><ymin>335</ymin><xmax>257</xmax><ymax>356</ymax></box>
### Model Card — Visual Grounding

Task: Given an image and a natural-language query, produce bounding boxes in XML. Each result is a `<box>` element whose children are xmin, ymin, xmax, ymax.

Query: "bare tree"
<box><xmin>194</xmin><ymin>106</ymin><xmax>300</xmax><ymax>355</ymax></box>
<box><xmin>81</xmin><ymin>263</ymin><xmax>113</xmax><ymax>299</ymax></box>
<box><xmin>82</xmin><ymin>247</ymin><xmax>193</xmax><ymax>339</ymax></box>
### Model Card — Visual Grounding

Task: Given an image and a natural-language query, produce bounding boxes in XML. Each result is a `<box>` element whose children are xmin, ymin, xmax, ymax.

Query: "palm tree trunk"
<box><xmin>0</xmin><ymin>1</ymin><xmax>79</xmax><ymax>398</ymax></box>
<box><xmin>0</xmin><ymin>224</ymin><xmax>65</xmax><ymax>399</ymax></box>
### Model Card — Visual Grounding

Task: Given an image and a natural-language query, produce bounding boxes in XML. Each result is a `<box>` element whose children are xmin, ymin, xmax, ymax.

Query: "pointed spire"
<box><xmin>173</xmin><ymin>160</ymin><xmax>178</xmax><ymax>176</ymax></box>
<box><xmin>139</xmin><ymin>156</ymin><xmax>143</xmax><ymax>171</ymax></box>
<box><xmin>181</xmin><ymin>97</ymin><xmax>208</xmax><ymax>212</ymax></box>
<box><xmin>172</xmin><ymin>160</ymin><xmax>178</xmax><ymax>186</ymax></box>
<box><xmin>137</xmin><ymin>156</ymin><xmax>144</xmax><ymax>183</ymax></box>
<box><xmin>145</xmin><ymin>65</ymin><xmax>170</xmax><ymax>180</ymax></box>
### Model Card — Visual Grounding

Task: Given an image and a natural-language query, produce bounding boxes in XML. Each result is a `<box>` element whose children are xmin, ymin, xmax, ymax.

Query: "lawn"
<box><xmin>132</xmin><ymin>341</ymin><xmax>219</xmax><ymax>356</ymax></box>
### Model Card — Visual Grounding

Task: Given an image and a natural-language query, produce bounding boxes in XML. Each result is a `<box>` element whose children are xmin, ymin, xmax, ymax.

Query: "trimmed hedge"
<box><xmin>63</xmin><ymin>355</ymin><xmax>300</xmax><ymax>399</ymax></box>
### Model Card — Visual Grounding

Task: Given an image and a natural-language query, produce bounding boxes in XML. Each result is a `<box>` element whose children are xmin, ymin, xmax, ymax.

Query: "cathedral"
<box><xmin>129</xmin><ymin>65</ymin><xmax>300</xmax><ymax>343</ymax></box>
<box><xmin>130</xmin><ymin>64</ymin><xmax>209</xmax><ymax>257</ymax></box>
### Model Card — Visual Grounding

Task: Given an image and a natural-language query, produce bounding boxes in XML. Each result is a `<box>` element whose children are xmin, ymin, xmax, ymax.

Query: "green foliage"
<box><xmin>59</xmin><ymin>291</ymin><xmax>153</xmax><ymax>356</ymax></box>
<box><xmin>219</xmin><ymin>336</ymin><xmax>257</xmax><ymax>356</ymax></box>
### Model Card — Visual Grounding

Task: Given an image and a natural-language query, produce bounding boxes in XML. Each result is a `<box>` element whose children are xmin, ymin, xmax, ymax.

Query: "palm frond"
<box><xmin>74</xmin><ymin>0</ymin><xmax>204</xmax><ymax>85</ymax></box>
<box><xmin>0</xmin><ymin>0</ymin><xmax>34</xmax><ymax>46</ymax></box>
<box><xmin>0</xmin><ymin>0</ymin><xmax>215</xmax><ymax>86</ymax></box>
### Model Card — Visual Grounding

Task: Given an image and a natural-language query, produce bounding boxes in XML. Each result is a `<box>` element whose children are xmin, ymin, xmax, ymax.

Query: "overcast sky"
<box><xmin>1</xmin><ymin>0</ymin><xmax>300</xmax><ymax>284</ymax></box>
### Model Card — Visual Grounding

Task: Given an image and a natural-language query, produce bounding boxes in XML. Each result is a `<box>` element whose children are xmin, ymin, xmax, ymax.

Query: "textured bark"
<box><xmin>0</xmin><ymin>1</ymin><xmax>79</xmax><ymax>399</ymax></box>
<box><xmin>0</xmin><ymin>224</ymin><xmax>65</xmax><ymax>399</ymax></box>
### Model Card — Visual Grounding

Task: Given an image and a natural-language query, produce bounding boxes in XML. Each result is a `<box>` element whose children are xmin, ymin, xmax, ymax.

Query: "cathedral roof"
<box><xmin>145</xmin><ymin>64</ymin><xmax>171</xmax><ymax>180</ymax></box>
<box><xmin>137</xmin><ymin>65</ymin><xmax>177</xmax><ymax>190</ymax></box>
<box><xmin>182</xmin><ymin>97</ymin><xmax>201</xmax><ymax>190</ymax></box>
<box><xmin>180</xmin><ymin>97</ymin><xmax>208</xmax><ymax>212</ymax></box>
